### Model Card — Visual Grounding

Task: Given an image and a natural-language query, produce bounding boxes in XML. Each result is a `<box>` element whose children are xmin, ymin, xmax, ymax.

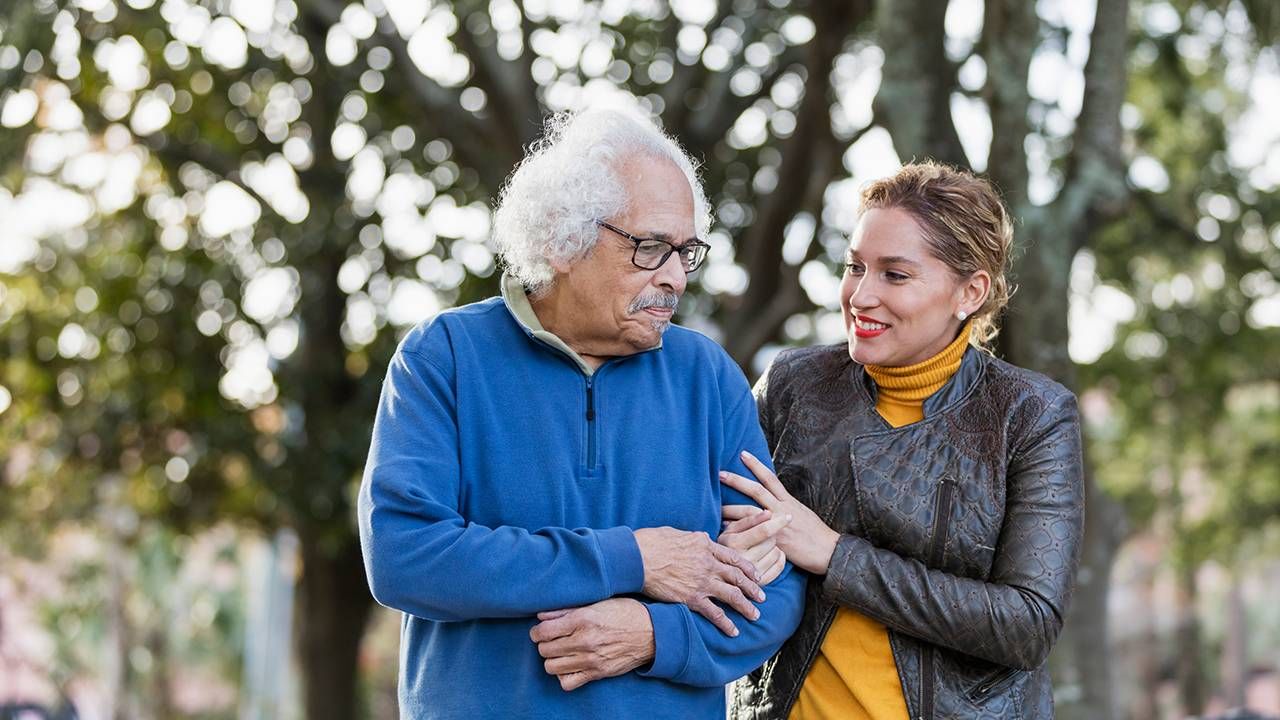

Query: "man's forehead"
<box><xmin>618</xmin><ymin>156</ymin><xmax>692</xmax><ymax>196</ymax></box>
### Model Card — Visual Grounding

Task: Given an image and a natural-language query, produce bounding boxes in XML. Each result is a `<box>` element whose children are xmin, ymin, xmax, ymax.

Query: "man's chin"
<box><xmin>621</xmin><ymin>324</ymin><xmax>666</xmax><ymax>353</ymax></box>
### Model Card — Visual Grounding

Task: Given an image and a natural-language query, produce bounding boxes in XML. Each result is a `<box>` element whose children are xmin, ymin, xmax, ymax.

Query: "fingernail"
<box><xmin>740</xmin><ymin>450</ymin><xmax>750</xmax><ymax>459</ymax></box>
<box><xmin>731</xmin><ymin>627</ymin><xmax>739</xmax><ymax>637</ymax></box>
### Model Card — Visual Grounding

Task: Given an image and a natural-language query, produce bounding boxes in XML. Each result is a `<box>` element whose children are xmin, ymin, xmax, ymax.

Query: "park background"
<box><xmin>1</xmin><ymin>0</ymin><xmax>1278</xmax><ymax>718</ymax></box>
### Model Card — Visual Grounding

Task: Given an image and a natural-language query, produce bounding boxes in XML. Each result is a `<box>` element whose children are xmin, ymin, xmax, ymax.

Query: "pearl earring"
<box><xmin>957</xmin><ymin>311</ymin><xmax>967</xmax><ymax>321</ymax></box>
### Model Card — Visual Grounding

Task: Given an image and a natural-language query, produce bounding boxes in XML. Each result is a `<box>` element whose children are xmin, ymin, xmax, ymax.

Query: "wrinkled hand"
<box><xmin>633</xmin><ymin>527</ymin><xmax>763</xmax><ymax>637</ymax></box>
<box><xmin>530</xmin><ymin>598</ymin><xmax>654</xmax><ymax>692</ymax></box>
<box><xmin>718</xmin><ymin>509</ymin><xmax>790</xmax><ymax>586</ymax></box>
<box><xmin>721</xmin><ymin>450</ymin><xmax>840</xmax><ymax>575</ymax></box>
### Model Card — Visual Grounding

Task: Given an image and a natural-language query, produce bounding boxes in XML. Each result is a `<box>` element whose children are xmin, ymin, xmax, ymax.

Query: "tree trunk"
<box><xmin>982</xmin><ymin>1</ymin><xmax>1131</xmax><ymax>717</ymax></box>
<box><xmin>1175</xmin><ymin>562</ymin><xmax>1207</xmax><ymax>715</ymax></box>
<box><xmin>105</xmin><ymin>525</ymin><xmax>131</xmax><ymax>720</ymax></box>
<box><xmin>296</xmin><ymin>535</ymin><xmax>376</xmax><ymax>720</ymax></box>
<box><xmin>872</xmin><ymin>0</ymin><xmax>968</xmax><ymax>167</ymax></box>
<box><xmin>1131</xmin><ymin>561</ymin><xmax>1161</xmax><ymax>720</ymax></box>
<box><xmin>1221</xmin><ymin>566</ymin><xmax>1248</xmax><ymax>707</ymax></box>
<box><xmin>1048</xmin><ymin>463</ymin><xmax>1126</xmax><ymax>720</ymax></box>
<box><xmin>1002</xmin><ymin>220</ymin><xmax>1128</xmax><ymax>720</ymax></box>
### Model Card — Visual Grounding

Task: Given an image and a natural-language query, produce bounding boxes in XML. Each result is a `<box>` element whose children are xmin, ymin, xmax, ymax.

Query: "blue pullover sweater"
<box><xmin>358</xmin><ymin>279</ymin><xmax>804</xmax><ymax>719</ymax></box>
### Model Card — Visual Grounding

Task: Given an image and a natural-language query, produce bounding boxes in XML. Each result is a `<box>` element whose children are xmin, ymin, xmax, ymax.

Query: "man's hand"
<box><xmin>718</xmin><ymin>509</ymin><xmax>790</xmax><ymax>586</ymax></box>
<box><xmin>530</xmin><ymin>598</ymin><xmax>655</xmax><ymax>692</ymax></box>
<box><xmin>633</xmin><ymin>527</ymin><xmax>763</xmax><ymax>637</ymax></box>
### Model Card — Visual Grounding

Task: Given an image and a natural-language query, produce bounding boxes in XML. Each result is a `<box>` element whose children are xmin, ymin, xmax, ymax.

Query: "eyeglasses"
<box><xmin>595</xmin><ymin>220</ymin><xmax>711</xmax><ymax>273</ymax></box>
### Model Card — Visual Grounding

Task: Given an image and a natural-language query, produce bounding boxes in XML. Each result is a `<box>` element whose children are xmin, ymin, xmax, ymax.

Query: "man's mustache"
<box><xmin>627</xmin><ymin>292</ymin><xmax>680</xmax><ymax>315</ymax></box>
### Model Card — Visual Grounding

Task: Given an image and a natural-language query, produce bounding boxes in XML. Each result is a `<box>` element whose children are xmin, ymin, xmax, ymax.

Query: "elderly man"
<box><xmin>358</xmin><ymin>107</ymin><xmax>803</xmax><ymax>719</ymax></box>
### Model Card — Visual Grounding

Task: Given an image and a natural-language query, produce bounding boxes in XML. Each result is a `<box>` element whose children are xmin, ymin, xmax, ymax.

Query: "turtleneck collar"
<box><xmin>864</xmin><ymin>322</ymin><xmax>972</xmax><ymax>405</ymax></box>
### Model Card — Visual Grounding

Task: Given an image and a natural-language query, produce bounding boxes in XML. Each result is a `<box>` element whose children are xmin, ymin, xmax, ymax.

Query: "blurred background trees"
<box><xmin>1</xmin><ymin>0</ymin><xmax>1277</xmax><ymax>718</ymax></box>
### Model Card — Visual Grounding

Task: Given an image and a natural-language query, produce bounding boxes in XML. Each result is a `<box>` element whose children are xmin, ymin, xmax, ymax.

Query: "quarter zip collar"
<box><xmin>499</xmin><ymin>273</ymin><xmax>663</xmax><ymax>376</ymax></box>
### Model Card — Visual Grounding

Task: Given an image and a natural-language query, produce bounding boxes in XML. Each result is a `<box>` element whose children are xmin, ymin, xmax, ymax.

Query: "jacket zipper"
<box><xmin>919</xmin><ymin>477</ymin><xmax>956</xmax><ymax>720</ymax></box>
<box><xmin>968</xmin><ymin>667</ymin><xmax>1019</xmax><ymax>702</ymax></box>
<box><xmin>585</xmin><ymin>379</ymin><xmax>596</xmax><ymax>469</ymax></box>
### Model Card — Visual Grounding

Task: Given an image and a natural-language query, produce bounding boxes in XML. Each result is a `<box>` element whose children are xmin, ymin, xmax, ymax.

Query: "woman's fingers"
<box><xmin>722</xmin><ymin>509</ymin><xmax>771</xmax><ymax>535</ymax></box>
<box><xmin>743</xmin><ymin>537</ymin><xmax>777</xmax><ymax>566</ymax></box>
<box><xmin>720</xmin><ymin>470</ymin><xmax>777</xmax><ymax>507</ymax></box>
<box><xmin>740</xmin><ymin>450</ymin><xmax>790</xmax><ymax>499</ymax></box>
<box><xmin>758</xmin><ymin>546</ymin><xmax>787</xmax><ymax>585</ymax></box>
<box><xmin>735</xmin><ymin>512</ymin><xmax>791</xmax><ymax>549</ymax></box>
<box><xmin>722</xmin><ymin>504</ymin><xmax>761</xmax><ymax>521</ymax></box>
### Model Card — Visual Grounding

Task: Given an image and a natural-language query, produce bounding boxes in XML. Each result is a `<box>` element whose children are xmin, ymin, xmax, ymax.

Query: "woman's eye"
<box><xmin>845</xmin><ymin>263</ymin><xmax>864</xmax><ymax>275</ymax></box>
<box><xmin>885</xmin><ymin>271</ymin><xmax>909</xmax><ymax>282</ymax></box>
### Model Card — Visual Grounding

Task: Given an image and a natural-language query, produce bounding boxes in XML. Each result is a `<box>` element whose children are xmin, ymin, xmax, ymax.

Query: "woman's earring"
<box><xmin>957</xmin><ymin>310</ymin><xmax>967</xmax><ymax>321</ymax></box>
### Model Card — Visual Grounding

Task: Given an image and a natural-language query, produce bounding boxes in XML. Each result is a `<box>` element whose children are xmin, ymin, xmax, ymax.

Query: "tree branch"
<box><xmin>298</xmin><ymin>0</ymin><xmax>512</xmax><ymax>188</ymax></box>
<box><xmin>719</xmin><ymin>1</ymin><xmax>871</xmax><ymax>369</ymax></box>
<box><xmin>688</xmin><ymin>44</ymin><xmax>808</xmax><ymax>153</ymax></box>
<box><xmin>450</xmin><ymin>14</ymin><xmax>539</xmax><ymax>155</ymax></box>
<box><xmin>660</xmin><ymin>0</ymin><xmax>734</xmax><ymax>135</ymax></box>
<box><xmin>143</xmin><ymin>136</ymin><xmax>289</xmax><ymax>227</ymax></box>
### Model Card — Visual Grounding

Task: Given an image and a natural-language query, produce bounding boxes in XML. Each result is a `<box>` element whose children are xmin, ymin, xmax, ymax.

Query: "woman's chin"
<box><xmin>848</xmin><ymin>342</ymin><xmax>878</xmax><ymax>366</ymax></box>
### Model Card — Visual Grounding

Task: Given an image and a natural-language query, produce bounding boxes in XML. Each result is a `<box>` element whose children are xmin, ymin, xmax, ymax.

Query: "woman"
<box><xmin>720</xmin><ymin>162</ymin><xmax>1084</xmax><ymax>719</ymax></box>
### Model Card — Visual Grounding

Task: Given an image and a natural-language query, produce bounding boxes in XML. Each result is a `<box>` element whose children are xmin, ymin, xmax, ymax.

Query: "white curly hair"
<box><xmin>491</xmin><ymin>107</ymin><xmax>712</xmax><ymax>295</ymax></box>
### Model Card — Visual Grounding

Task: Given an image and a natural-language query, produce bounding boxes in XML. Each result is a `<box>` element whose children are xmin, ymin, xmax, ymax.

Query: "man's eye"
<box><xmin>637</xmin><ymin>240</ymin><xmax>669</xmax><ymax>255</ymax></box>
<box><xmin>886</xmin><ymin>271</ymin><xmax>909</xmax><ymax>282</ymax></box>
<box><xmin>845</xmin><ymin>263</ymin><xmax>864</xmax><ymax>275</ymax></box>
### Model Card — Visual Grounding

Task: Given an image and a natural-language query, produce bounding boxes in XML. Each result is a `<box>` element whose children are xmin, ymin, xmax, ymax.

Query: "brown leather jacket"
<box><xmin>730</xmin><ymin>344</ymin><xmax>1084</xmax><ymax>720</ymax></box>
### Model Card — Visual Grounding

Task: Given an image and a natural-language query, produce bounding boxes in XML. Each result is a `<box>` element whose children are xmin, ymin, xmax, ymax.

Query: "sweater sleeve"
<box><xmin>357</xmin><ymin>345</ymin><xmax>645</xmax><ymax>622</ymax></box>
<box><xmin>637</xmin><ymin>390</ymin><xmax>806</xmax><ymax>687</ymax></box>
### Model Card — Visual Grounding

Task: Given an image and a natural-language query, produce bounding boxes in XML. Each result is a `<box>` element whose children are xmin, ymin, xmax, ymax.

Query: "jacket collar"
<box><xmin>853</xmin><ymin>345</ymin><xmax>989</xmax><ymax>419</ymax></box>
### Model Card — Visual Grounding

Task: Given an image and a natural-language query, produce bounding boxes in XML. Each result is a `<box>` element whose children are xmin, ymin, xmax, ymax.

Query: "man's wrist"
<box><xmin>601</xmin><ymin>526</ymin><xmax>647</xmax><ymax>594</ymax></box>
<box><xmin>628</xmin><ymin>599</ymin><xmax>656</xmax><ymax>665</ymax></box>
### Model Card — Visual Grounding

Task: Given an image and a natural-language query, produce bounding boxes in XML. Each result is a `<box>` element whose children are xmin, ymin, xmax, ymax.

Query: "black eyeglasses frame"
<box><xmin>594</xmin><ymin>220</ymin><xmax>711</xmax><ymax>273</ymax></box>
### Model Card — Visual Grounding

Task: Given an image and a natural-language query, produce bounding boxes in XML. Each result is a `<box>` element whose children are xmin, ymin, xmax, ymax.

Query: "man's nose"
<box><xmin>653</xmin><ymin>249</ymin><xmax>688</xmax><ymax>295</ymax></box>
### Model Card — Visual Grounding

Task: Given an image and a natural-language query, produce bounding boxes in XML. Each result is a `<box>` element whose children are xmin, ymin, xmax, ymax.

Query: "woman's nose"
<box><xmin>848</xmin><ymin>277</ymin><xmax>877</xmax><ymax>310</ymax></box>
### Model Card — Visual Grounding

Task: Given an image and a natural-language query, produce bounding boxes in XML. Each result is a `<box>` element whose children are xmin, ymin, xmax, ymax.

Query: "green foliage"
<box><xmin>1082</xmin><ymin>0</ymin><xmax>1280</xmax><ymax>568</ymax></box>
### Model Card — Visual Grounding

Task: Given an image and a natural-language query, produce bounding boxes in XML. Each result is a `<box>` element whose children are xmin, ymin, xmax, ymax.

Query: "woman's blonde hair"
<box><xmin>858</xmin><ymin>161</ymin><xmax>1015</xmax><ymax>348</ymax></box>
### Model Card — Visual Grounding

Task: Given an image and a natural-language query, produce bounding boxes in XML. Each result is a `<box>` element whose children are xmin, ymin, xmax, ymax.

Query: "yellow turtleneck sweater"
<box><xmin>788</xmin><ymin>324</ymin><xmax>971</xmax><ymax>720</ymax></box>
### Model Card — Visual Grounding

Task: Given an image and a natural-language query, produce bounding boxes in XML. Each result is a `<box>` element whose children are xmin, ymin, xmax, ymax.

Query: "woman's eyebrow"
<box><xmin>876</xmin><ymin>255</ymin><xmax>923</xmax><ymax>269</ymax></box>
<box><xmin>849</xmin><ymin>250</ymin><xmax>923</xmax><ymax>269</ymax></box>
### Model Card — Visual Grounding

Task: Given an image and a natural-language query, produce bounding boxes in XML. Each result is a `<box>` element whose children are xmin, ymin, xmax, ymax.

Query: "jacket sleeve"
<box><xmin>357</xmin><ymin>346</ymin><xmax>644</xmax><ymax>622</ymax></box>
<box><xmin>636</xmin><ymin>390</ymin><xmax>806</xmax><ymax>687</ymax></box>
<box><xmin>820</xmin><ymin>391</ymin><xmax>1085</xmax><ymax>670</ymax></box>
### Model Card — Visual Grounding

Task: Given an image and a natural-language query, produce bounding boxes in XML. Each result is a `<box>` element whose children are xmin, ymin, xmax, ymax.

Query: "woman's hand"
<box><xmin>721</xmin><ymin>450</ymin><xmax>841</xmax><ymax>575</ymax></box>
<box><xmin>718</xmin><ymin>509</ymin><xmax>790</xmax><ymax>585</ymax></box>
